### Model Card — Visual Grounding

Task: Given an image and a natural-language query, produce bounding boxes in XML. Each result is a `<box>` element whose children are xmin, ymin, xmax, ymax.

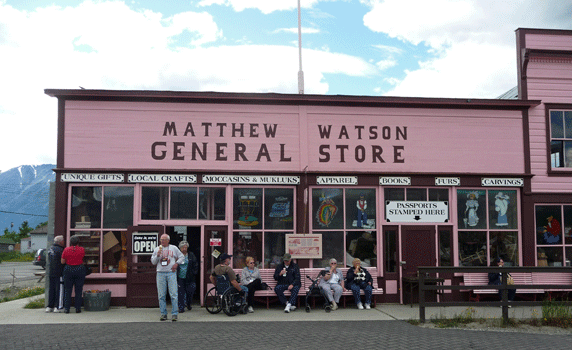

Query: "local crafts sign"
<box><xmin>132</xmin><ymin>232</ymin><xmax>159</xmax><ymax>255</ymax></box>
<box><xmin>385</xmin><ymin>201</ymin><xmax>449</xmax><ymax>223</ymax></box>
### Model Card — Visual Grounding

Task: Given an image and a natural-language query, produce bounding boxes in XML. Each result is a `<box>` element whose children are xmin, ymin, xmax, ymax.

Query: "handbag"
<box><xmin>507</xmin><ymin>274</ymin><xmax>514</xmax><ymax>285</ymax></box>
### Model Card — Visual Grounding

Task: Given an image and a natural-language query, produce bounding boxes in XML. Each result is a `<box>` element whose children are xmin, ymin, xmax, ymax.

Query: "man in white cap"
<box><xmin>151</xmin><ymin>234</ymin><xmax>185</xmax><ymax>321</ymax></box>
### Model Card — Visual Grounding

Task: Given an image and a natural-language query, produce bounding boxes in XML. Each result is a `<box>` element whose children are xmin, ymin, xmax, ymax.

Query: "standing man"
<box><xmin>274</xmin><ymin>253</ymin><xmax>301</xmax><ymax>313</ymax></box>
<box><xmin>45</xmin><ymin>235</ymin><xmax>65</xmax><ymax>313</ymax></box>
<box><xmin>151</xmin><ymin>234</ymin><xmax>185</xmax><ymax>321</ymax></box>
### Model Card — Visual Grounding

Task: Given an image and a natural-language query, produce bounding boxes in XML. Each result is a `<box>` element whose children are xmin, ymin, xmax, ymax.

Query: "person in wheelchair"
<box><xmin>210</xmin><ymin>253</ymin><xmax>248</xmax><ymax>303</ymax></box>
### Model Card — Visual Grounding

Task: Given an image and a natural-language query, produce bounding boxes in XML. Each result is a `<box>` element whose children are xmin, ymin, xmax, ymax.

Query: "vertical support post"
<box><xmin>419</xmin><ymin>272</ymin><xmax>426</xmax><ymax>323</ymax></box>
<box><xmin>501</xmin><ymin>271</ymin><xmax>509</xmax><ymax>324</ymax></box>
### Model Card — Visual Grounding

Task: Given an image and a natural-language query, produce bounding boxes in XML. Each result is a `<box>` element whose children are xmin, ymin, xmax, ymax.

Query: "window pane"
<box><xmin>429</xmin><ymin>189</ymin><xmax>448</xmax><ymax>202</ymax></box>
<box><xmin>346</xmin><ymin>231</ymin><xmax>377</xmax><ymax>267</ymax></box>
<box><xmin>457</xmin><ymin>190</ymin><xmax>486</xmax><ymax>229</ymax></box>
<box><xmin>564</xmin><ymin>206</ymin><xmax>572</xmax><ymax>245</ymax></box>
<box><xmin>385</xmin><ymin>188</ymin><xmax>404</xmax><ymax>201</ymax></box>
<box><xmin>345</xmin><ymin>189</ymin><xmax>376</xmax><ymax>229</ymax></box>
<box><xmin>459</xmin><ymin>231</ymin><xmax>487</xmax><ymax>266</ymax></box>
<box><xmin>265</xmin><ymin>188</ymin><xmax>294</xmax><ymax>230</ymax></box>
<box><xmin>71</xmin><ymin>187</ymin><xmax>102</xmax><ymax>229</ymax></box>
<box><xmin>551</xmin><ymin>141</ymin><xmax>564</xmax><ymax>168</ymax></box>
<box><xmin>406</xmin><ymin>188</ymin><xmax>426</xmax><ymax>201</ymax></box>
<box><xmin>232</xmin><ymin>231</ymin><xmax>262</xmax><ymax>269</ymax></box>
<box><xmin>538</xmin><ymin>247</ymin><xmax>564</xmax><ymax>266</ymax></box>
<box><xmin>384</xmin><ymin>229</ymin><xmax>397</xmax><ymax>273</ymax></box>
<box><xmin>313</xmin><ymin>231</ymin><xmax>344</xmax><ymax>268</ymax></box>
<box><xmin>551</xmin><ymin>110</ymin><xmax>564</xmax><ymax>138</ymax></box>
<box><xmin>102</xmin><ymin>231</ymin><xmax>125</xmax><ymax>273</ymax></box>
<box><xmin>72</xmin><ymin>231</ymin><xmax>100</xmax><ymax>274</ymax></box>
<box><xmin>233</xmin><ymin>188</ymin><xmax>262</xmax><ymax>230</ymax></box>
<box><xmin>565</xmin><ymin>111</ymin><xmax>572</xmax><ymax>138</ymax></box>
<box><xmin>439</xmin><ymin>229</ymin><xmax>452</xmax><ymax>266</ymax></box>
<box><xmin>199</xmin><ymin>187</ymin><xmax>226</xmax><ymax>220</ymax></box>
<box><xmin>536</xmin><ymin>205</ymin><xmax>562</xmax><ymax>245</ymax></box>
<box><xmin>264</xmin><ymin>232</ymin><xmax>286</xmax><ymax>269</ymax></box>
<box><xmin>312</xmin><ymin>189</ymin><xmax>343</xmax><ymax>229</ymax></box>
<box><xmin>488</xmin><ymin>190</ymin><xmax>517</xmax><ymax>229</ymax></box>
<box><xmin>170</xmin><ymin>187</ymin><xmax>197</xmax><ymax>219</ymax></box>
<box><xmin>566</xmin><ymin>247</ymin><xmax>572</xmax><ymax>267</ymax></box>
<box><xmin>565</xmin><ymin>141</ymin><xmax>572</xmax><ymax>168</ymax></box>
<box><xmin>489</xmin><ymin>231</ymin><xmax>518</xmax><ymax>266</ymax></box>
<box><xmin>103</xmin><ymin>187</ymin><xmax>134</xmax><ymax>228</ymax></box>
<box><xmin>141</xmin><ymin>187</ymin><xmax>168</xmax><ymax>220</ymax></box>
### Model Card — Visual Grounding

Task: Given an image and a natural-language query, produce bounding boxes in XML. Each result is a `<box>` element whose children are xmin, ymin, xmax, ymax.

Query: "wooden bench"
<box><xmin>302</xmin><ymin>267</ymin><xmax>383</xmax><ymax>307</ymax></box>
<box><xmin>234</xmin><ymin>268</ymin><xmax>297</xmax><ymax>309</ymax></box>
<box><xmin>463</xmin><ymin>272</ymin><xmax>543</xmax><ymax>302</ymax></box>
<box><xmin>531</xmin><ymin>272</ymin><xmax>572</xmax><ymax>300</ymax></box>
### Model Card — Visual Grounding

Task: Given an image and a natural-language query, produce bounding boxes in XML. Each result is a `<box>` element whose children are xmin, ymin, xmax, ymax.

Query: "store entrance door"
<box><xmin>125</xmin><ymin>225</ymin><xmax>164</xmax><ymax>308</ymax></box>
<box><xmin>200</xmin><ymin>226</ymin><xmax>227</xmax><ymax>305</ymax></box>
<box><xmin>400</xmin><ymin>225</ymin><xmax>436</xmax><ymax>304</ymax></box>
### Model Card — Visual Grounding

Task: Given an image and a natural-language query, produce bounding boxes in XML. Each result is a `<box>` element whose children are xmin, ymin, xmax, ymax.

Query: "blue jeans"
<box><xmin>275</xmin><ymin>284</ymin><xmax>300</xmax><ymax>305</ymax></box>
<box><xmin>177</xmin><ymin>278</ymin><xmax>197</xmax><ymax>311</ymax></box>
<box><xmin>157</xmin><ymin>271</ymin><xmax>178</xmax><ymax>316</ymax></box>
<box><xmin>351</xmin><ymin>282</ymin><xmax>373</xmax><ymax>305</ymax></box>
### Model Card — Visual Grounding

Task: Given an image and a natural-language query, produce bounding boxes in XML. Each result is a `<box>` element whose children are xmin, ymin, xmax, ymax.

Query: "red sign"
<box><xmin>210</xmin><ymin>238</ymin><xmax>222</xmax><ymax>246</ymax></box>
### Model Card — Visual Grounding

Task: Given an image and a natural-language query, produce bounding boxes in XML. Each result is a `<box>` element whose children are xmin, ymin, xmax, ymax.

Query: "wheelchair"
<box><xmin>205</xmin><ymin>274</ymin><xmax>247</xmax><ymax>316</ymax></box>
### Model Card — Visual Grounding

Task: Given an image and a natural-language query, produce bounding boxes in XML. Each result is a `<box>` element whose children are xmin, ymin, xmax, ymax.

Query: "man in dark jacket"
<box><xmin>274</xmin><ymin>253</ymin><xmax>301</xmax><ymax>313</ymax></box>
<box><xmin>46</xmin><ymin>235</ymin><xmax>65</xmax><ymax>313</ymax></box>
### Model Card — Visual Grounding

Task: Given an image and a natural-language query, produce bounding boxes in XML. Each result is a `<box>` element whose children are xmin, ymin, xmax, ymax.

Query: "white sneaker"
<box><xmin>284</xmin><ymin>303</ymin><xmax>291</xmax><ymax>313</ymax></box>
<box><xmin>365</xmin><ymin>303</ymin><xmax>371</xmax><ymax>310</ymax></box>
<box><xmin>357</xmin><ymin>303</ymin><xmax>364</xmax><ymax>310</ymax></box>
<box><xmin>53</xmin><ymin>308</ymin><xmax>62</xmax><ymax>313</ymax></box>
<box><xmin>248</xmin><ymin>306</ymin><xmax>254</xmax><ymax>313</ymax></box>
<box><xmin>331</xmin><ymin>301</ymin><xmax>338</xmax><ymax>311</ymax></box>
<box><xmin>290</xmin><ymin>305</ymin><xmax>296</xmax><ymax>311</ymax></box>
<box><xmin>45</xmin><ymin>307</ymin><xmax>54</xmax><ymax>313</ymax></box>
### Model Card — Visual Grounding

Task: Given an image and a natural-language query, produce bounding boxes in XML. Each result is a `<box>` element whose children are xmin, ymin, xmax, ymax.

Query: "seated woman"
<box><xmin>241</xmin><ymin>256</ymin><xmax>263</xmax><ymax>313</ymax></box>
<box><xmin>488</xmin><ymin>257</ymin><xmax>515</xmax><ymax>305</ymax></box>
<box><xmin>346</xmin><ymin>258</ymin><xmax>373</xmax><ymax>309</ymax></box>
<box><xmin>318</xmin><ymin>258</ymin><xmax>345</xmax><ymax>310</ymax></box>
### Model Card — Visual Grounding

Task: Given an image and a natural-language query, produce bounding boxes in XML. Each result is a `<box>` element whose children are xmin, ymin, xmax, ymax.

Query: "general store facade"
<box><xmin>45</xmin><ymin>28</ymin><xmax>572</xmax><ymax>307</ymax></box>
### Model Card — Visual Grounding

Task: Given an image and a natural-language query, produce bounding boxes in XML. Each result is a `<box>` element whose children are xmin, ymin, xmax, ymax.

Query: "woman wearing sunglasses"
<box><xmin>318</xmin><ymin>258</ymin><xmax>345</xmax><ymax>310</ymax></box>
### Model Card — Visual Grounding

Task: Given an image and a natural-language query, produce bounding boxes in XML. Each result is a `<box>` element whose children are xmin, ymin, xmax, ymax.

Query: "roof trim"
<box><xmin>45</xmin><ymin>89</ymin><xmax>540</xmax><ymax>110</ymax></box>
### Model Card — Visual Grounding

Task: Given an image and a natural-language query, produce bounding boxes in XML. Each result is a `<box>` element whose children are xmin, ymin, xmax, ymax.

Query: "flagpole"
<box><xmin>297</xmin><ymin>0</ymin><xmax>304</xmax><ymax>94</ymax></box>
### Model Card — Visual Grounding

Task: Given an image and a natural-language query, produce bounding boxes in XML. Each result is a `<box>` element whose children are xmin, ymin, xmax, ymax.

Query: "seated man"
<box><xmin>273</xmin><ymin>253</ymin><xmax>301</xmax><ymax>313</ymax></box>
<box><xmin>210</xmin><ymin>253</ymin><xmax>248</xmax><ymax>296</ymax></box>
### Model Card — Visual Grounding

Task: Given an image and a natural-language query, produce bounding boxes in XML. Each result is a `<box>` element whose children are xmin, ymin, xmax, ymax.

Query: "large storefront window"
<box><xmin>69</xmin><ymin>186</ymin><xmax>133</xmax><ymax>274</ymax></box>
<box><xmin>549</xmin><ymin>110</ymin><xmax>572</xmax><ymax>168</ymax></box>
<box><xmin>141</xmin><ymin>186</ymin><xmax>225</xmax><ymax>221</ymax></box>
<box><xmin>457</xmin><ymin>189</ymin><xmax>519</xmax><ymax>266</ymax></box>
<box><xmin>232</xmin><ymin>187</ymin><xmax>295</xmax><ymax>269</ymax></box>
<box><xmin>311</xmin><ymin>188</ymin><xmax>377</xmax><ymax>268</ymax></box>
<box><xmin>535</xmin><ymin>205</ymin><xmax>572</xmax><ymax>266</ymax></box>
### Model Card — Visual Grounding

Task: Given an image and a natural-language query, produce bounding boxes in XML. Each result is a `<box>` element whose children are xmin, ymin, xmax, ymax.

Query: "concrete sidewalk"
<box><xmin>0</xmin><ymin>295</ymin><xmax>542</xmax><ymax>325</ymax></box>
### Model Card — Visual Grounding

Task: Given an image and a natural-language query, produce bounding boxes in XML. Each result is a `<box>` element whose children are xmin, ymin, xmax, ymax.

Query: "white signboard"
<box><xmin>435</xmin><ymin>177</ymin><xmax>460</xmax><ymax>186</ymax></box>
<box><xmin>316</xmin><ymin>176</ymin><xmax>357</xmax><ymax>185</ymax></box>
<box><xmin>481</xmin><ymin>178</ymin><xmax>524</xmax><ymax>187</ymax></box>
<box><xmin>379</xmin><ymin>177</ymin><xmax>411</xmax><ymax>185</ymax></box>
<box><xmin>132</xmin><ymin>233</ymin><xmax>158</xmax><ymax>255</ymax></box>
<box><xmin>202</xmin><ymin>174</ymin><xmax>300</xmax><ymax>185</ymax></box>
<box><xmin>385</xmin><ymin>201</ymin><xmax>449</xmax><ymax>223</ymax></box>
<box><xmin>285</xmin><ymin>234</ymin><xmax>322</xmax><ymax>259</ymax></box>
<box><xmin>61</xmin><ymin>173</ymin><xmax>124</xmax><ymax>182</ymax></box>
<box><xmin>128</xmin><ymin>174</ymin><xmax>197</xmax><ymax>183</ymax></box>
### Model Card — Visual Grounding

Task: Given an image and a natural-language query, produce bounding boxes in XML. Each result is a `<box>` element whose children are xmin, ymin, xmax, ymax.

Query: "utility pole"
<box><xmin>297</xmin><ymin>0</ymin><xmax>304</xmax><ymax>94</ymax></box>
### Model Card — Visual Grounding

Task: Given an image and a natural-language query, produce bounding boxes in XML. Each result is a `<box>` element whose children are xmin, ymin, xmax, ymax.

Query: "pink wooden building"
<box><xmin>44</xmin><ymin>28</ymin><xmax>572</xmax><ymax>307</ymax></box>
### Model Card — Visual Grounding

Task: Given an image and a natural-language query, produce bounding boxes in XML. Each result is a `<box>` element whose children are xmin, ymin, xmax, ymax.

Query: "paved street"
<box><xmin>0</xmin><ymin>262</ymin><xmax>42</xmax><ymax>284</ymax></box>
<box><xmin>1</xmin><ymin>320</ymin><xmax>571</xmax><ymax>350</ymax></box>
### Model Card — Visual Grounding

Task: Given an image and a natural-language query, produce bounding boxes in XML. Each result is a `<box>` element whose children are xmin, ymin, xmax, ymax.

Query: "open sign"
<box><xmin>132</xmin><ymin>233</ymin><xmax>158</xmax><ymax>255</ymax></box>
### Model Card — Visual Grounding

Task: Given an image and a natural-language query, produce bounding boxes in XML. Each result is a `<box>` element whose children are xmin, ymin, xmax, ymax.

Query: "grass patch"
<box><xmin>0</xmin><ymin>286</ymin><xmax>45</xmax><ymax>303</ymax></box>
<box><xmin>0</xmin><ymin>252</ymin><xmax>35</xmax><ymax>263</ymax></box>
<box><xmin>25</xmin><ymin>298</ymin><xmax>45</xmax><ymax>309</ymax></box>
<box><xmin>542</xmin><ymin>299</ymin><xmax>572</xmax><ymax>328</ymax></box>
<box><xmin>431</xmin><ymin>307</ymin><xmax>478</xmax><ymax>328</ymax></box>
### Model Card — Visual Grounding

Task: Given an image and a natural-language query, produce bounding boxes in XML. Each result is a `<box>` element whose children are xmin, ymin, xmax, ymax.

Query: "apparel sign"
<box><xmin>132</xmin><ymin>233</ymin><xmax>158</xmax><ymax>255</ymax></box>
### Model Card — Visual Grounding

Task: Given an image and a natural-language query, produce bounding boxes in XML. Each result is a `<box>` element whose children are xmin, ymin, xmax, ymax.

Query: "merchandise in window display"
<box><xmin>494</xmin><ymin>192</ymin><xmax>510</xmax><ymax>227</ymax></box>
<box><xmin>464</xmin><ymin>192</ymin><xmax>480</xmax><ymax>228</ymax></box>
<box><xmin>237</xmin><ymin>195</ymin><xmax>259</xmax><ymax>227</ymax></box>
<box><xmin>356</xmin><ymin>194</ymin><xmax>368</xmax><ymax>228</ymax></box>
<box><xmin>542</xmin><ymin>215</ymin><xmax>561</xmax><ymax>244</ymax></box>
<box><xmin>269</xmin><ymin>196</ymin><xmax>290</xmax><ymax>218</ymax></box>
<box><xmin>316</xmin><ymin>191</ymin><xmax>339</xmax><ymax>227</ymax></box>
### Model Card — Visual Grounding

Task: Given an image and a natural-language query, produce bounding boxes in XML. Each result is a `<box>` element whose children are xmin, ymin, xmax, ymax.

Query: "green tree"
<box><xmin>2</xmin><ymin>221</ymin><xmax>33</xmax><ymax>243</ymax></box>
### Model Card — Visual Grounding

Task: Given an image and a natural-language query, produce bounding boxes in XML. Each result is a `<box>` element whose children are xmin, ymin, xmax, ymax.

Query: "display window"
<box><xmin>535</xmin><ymin>205</ymin><xmax>572</xmax><ymax>266</ymax></box>
<box><xmin>141</xmin><ymin>186</ymin><xmax>225</xmax><ymax>221</ymax></box>
<box><xmin>549</xmin><ymin>110</ymin><xmax>572</xmax><ymax>169</ymax></box>
<box><xmin>232</xmin><ymin>187</ymin><xmax>295</xmax><ymax>269</ymax></box>
<box><xmin>69</xmin><ymin>185</ymin><xmax>133</xmax><ymax>274</ymax></box>
<box><xmin>311</xmin><ymin>187</ymin><xmax>378</xmax><ymax>268</ymax></box>
<box><xmin>457</xmin><ymin>189</ymin><xmax>519</xmax><ymax>266</ymax></box>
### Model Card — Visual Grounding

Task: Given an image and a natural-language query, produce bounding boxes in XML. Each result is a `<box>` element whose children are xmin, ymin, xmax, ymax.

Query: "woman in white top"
<box><xmin>241</xmin><ymin>256</ymin><xmax>263</xmax><ymax>313</ymax></box>
<box><xmin>318</xmin><ymin>258</ymin><xmax>345</xmax><ymax>310</ymax></box>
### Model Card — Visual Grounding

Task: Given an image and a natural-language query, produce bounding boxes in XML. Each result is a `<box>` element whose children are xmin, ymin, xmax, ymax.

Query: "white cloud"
<box><xmin>273</xmin><ymin>27</ymin><xmax>320</xmax><ymax>34</ymax></box>
<box><xmin>198</xmin><ymin>0</ymin><xmax>321</xmax><ymax>14</ymax></box>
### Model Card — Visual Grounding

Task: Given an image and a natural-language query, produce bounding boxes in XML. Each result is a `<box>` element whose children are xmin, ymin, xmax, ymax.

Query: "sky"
<box><xmin>0</xmin><ymin>0</ymin><xmax>571</xmax><ymax>173</ymax></box>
